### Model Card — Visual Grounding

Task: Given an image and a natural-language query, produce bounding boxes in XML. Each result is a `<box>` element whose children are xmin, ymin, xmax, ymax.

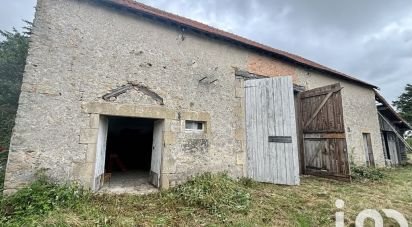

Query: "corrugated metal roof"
<box><xmin>102</xmin><ymin>0</ymin><xmax>377</xmax><ymax>89</ymax></box>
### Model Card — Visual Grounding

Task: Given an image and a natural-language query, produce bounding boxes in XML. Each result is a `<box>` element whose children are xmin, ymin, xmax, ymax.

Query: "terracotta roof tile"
<box><xmin>375</xmin><ymin>90</ymin><xmax>412</xmax><ymax>130</ymax></box>
<box><xmin>105</xmin><ymin>0</ymin><xmax>377</xmax><ymax>88</ymax></box>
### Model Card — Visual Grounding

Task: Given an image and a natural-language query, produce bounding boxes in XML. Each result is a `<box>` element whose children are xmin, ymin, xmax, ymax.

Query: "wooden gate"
<box><xmin>362</xmin><ymin>133</ymin><xmax>375</xmax><ymax>167</ymax></box>
<box><xmin>299</xmin><ymin>83</ymin><xmax>350</xmax><ymax>180</ymax></box>
<box><xmin>382</xmin><ymin>131</ymin><xmax>400</xmax><ymax>165</ymax></box>
<box><xmin>245</xmin><ymin>76</ymin><xmax>300</xmax><ymax>185</ymax></box>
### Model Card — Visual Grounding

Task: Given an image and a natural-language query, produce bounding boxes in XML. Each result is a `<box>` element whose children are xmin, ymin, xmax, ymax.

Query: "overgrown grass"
<box><xmin>1</xmin><ymin>167</ymin><xmax>412</xmax><ymax>226</ymax></box>
<box><xmin>167</xmin><ymin>172</ymin><xmax>251</xmax><ymax>219</ymax></box>
<box><xmin>350</xmin><ymin>165</ymin><xmax>385</xmax><ymax>182</ymax></box>
<box><xmin>0</xmin><ymin>174</ymin><xmax>91</xmax><ymax>226</ymax></box>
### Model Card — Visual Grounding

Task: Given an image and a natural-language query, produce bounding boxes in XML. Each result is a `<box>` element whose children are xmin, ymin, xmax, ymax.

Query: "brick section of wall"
<box><xmin>247</xmin><ymin>54</ymin><xmax>297</xmax><ymax>80</ymax></box>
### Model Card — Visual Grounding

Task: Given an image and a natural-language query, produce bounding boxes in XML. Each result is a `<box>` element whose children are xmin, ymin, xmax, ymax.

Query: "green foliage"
<box><xmin>0</xmin><ymin>25</ymin><xmax>30</xmax><ymax>197</ymax></box>
<box><xmin>393</xmin><ymin>84</ymin><xmax>412</xmax><ymax>126</ymax></box>
<box><xmin>0</xmin><ymin>167</ymin><xmax>411</xmax><ymax>226</ymax></box>
<box><xmin>0</xmin><ymin>151</ymin><xmax>7</xmax><ymax>192</ymax></box>
<box><xmin>295</xmin><ymin>213</ymin><xmax>313</xmax><ymax>227</ymax></box>
<box><xmin>0</xmin><ymin>27</ymin><xmax>30</xmax><ymax>148</ymax></box>
<box><xmin>350</xmin><ymin>165</ymin><xmax>385</xmax><ymax>181</ymax></box>
<box><xmin>407</xmin><ymin>137</ymin><xmax>412</xmax><ymax>148</ymax></box>
<box><xmin>168</xmin><ymin>172</ymin><xmax>251</xmax><ymax>219</ymax></box>
<box><xmin>238</xmin><ymin>176</ymin><xmax>258</xmax><ymax>188</ymax></box>
<box><xmin>0</xmin><ymin>173</ymin><xmax>90</xmax><ymax>225</ymax></box>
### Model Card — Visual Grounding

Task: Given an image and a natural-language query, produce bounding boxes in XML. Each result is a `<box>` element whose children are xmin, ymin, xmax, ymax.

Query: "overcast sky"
<box><xmin>1</xmin><ymin>0</ymin><xmax>411</xmax><ymax>102</ymax></box>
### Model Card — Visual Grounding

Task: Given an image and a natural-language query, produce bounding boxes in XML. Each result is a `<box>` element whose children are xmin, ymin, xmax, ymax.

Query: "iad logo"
<box><xmin>335</xmin><ymin>199</ymin><xmax>408</xmax><ymax>227</ymax></box>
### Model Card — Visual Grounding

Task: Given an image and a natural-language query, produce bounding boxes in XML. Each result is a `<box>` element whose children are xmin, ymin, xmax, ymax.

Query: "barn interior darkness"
<box><xmin>382</xmin><ymin>132</ymin><xmax>391</xmax><ymax>160</ymax></box>
<box><xmin>105</xmin><ymin>116</ymin><xmax>154</xmax><ymax>175</ymax></box>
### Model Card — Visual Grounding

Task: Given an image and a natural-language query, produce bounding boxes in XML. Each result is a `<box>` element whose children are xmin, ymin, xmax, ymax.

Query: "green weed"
<box><xmin>167</xmin><ymin>172</ymin><xmax>251</xmax><ymax>219</ymax></box>
<box><xmin>0</xmin><ymin>173</ymin><xmax>90</xmax><ymax>225</ymax></box>
<box><xmin>350</xmin><ymin>165</ymin><xmax>385</xmax><ymax>181</ymax></box>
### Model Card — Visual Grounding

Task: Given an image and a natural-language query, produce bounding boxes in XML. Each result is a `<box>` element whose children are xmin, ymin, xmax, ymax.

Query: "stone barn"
<box><xmin>3</xmin><ymin>0</ymin><xmax>396</xmax><ymax>194</ymax></box>
<box><xmin>375</xmin><ymin>91</ymin><xmax>412</xmax><ymax>166</ymax></box>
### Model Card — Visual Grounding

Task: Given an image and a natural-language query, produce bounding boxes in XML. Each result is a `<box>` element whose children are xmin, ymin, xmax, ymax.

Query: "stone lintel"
<box><xmin>82</xmin><ymin>102</ymin><xmax>177</xmax><ymax>120</ymax></box>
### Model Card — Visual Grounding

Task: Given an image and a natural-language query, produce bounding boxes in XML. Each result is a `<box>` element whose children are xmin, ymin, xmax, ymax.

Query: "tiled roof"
<box><xmin>375</xmin><ymin>90</ymin><xmax>411</xmax><ymax>130</ymax></box>
<box><xmin>103</xmin><ymin>0</ymin><xmax>377</xmax><ymax>89</ymax></box>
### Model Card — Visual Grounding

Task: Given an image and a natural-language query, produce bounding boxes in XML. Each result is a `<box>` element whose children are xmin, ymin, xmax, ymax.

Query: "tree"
<box><xmin>0</xmin><ymin>26</ymin><xmax>30</xmax><ymax>149</ymax></box>
<box><xmin>393</xmin><ymin>84</ymin><xmax>412</xmax><ymax>127</ymax></box>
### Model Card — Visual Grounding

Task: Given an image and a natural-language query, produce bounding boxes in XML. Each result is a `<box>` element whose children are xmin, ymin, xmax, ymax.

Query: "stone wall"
<box><xmin>4</xmin><ymin>0</ymin><xmax>384</xmax><ymax>193</ymax></box>
<box><xmin>295</xmin><ymin>68</ymin><xmax>385</xmax><ymax>166</ymax></box>
<box><xmin>4</xmin><ymin>0</ymin><xmax>248</xmax><ymax>193</ymax></box>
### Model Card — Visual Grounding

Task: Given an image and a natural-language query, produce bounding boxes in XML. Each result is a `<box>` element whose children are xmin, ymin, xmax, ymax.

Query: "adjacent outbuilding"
<box><xmin>375</xmin><ymin>91</ymin><xmax>412</xmax><ymax>166</ymax></box>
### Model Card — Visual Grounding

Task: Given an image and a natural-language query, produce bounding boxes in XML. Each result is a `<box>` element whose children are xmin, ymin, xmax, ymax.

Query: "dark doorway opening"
<box><xmin>102</xmin><ymin>116</ymin><xmax>158</xmax><ymax>193</ymax></box>
<box><xmin>105</xmin><ymin>116</ymin><xmax>154</xmax><ymax>173</ymax></box>
<box><xmin>382</xmin><ymin>132</ymin><xmax>391</xmax><ymax>159</ymax></box>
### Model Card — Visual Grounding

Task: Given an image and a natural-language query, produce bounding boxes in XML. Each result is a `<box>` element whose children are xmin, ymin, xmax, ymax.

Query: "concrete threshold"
<box><xmin>97</xmin><ymin>170</ymin><xmax>159</xmax><ymax>195</ymax></box>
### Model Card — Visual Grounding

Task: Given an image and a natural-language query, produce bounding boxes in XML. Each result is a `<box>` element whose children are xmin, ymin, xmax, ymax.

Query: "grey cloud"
<box><xmin>2</xmin><ymin>0</ymin><xmax>411</xmax><ymax>102</ymax></box>
<box><xmin>139</xmin><ymin>0</ymin><xmax>412</xmax><ymax>102</ymax></box>
<box><xmin>403</xmin><ymin>30</ymin><xmax>412</xmax><ymax>42</ymax></box>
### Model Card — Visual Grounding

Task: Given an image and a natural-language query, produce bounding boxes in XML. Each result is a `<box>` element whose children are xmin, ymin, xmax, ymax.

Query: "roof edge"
<box><xmin>375</xmin><ymin>90</ymin><xmax>412</xmax><ymax>130</ymax></box>
<box><xmin>101</xmin><ymin>0</ymin><xmax>378</xmax><ymax>89</ymax></box>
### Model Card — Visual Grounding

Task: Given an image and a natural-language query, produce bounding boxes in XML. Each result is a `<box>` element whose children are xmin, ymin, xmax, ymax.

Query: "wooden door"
<box><xmin>363</xmin><ymin>133</ymin><xmax>375</xmax><ymax>167</ymax></box>
<box><xmin>150</xmin><ymin>120</ymin><xmax>164</xmax><ymax>187</ymax></box>
<box><xmin>386</xmin><ymin>132</ymin><xmax>400</xmax><ymax>165</ymax></box>
<box><xmin>300</xmin><ymin>83</ymin><xmax>350</xmax><ymax>180</ymax></box>
<box><xmin>245</xmin><ymin>76</ymin><xmax>300</xmax><ymax>185</ymax></box>
<box><xmin>93</xmin><ymin>115</ymin><xmax>109</xmax><ymax>191</ymax></box>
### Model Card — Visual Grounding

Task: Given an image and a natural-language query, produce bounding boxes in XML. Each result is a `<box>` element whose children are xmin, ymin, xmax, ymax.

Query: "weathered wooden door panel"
<box><xmin>304</xmin><ymin>138</ymin><xmax>349</xmax><ymax>177</ymax></box>
<box><xmin>387</xmin><ymin>132</ymin><xmax>400</xmax><ymax>165</ymax></box>
<box><xmin>301</xmin><ymin>84</ymin><xmax>344</xmax><ymax>133</ymax></box>
<box><xmin>362</xmin><ymin>133</ymin><xmax>375</xmax><ymax>167</ymax></box>
<box><xmin>150</xmin><ymin>120</ymin><xmax>164</xmax><ymax>187</ymax></box>
<box><xmin>300</xmin><ymin>83</ymin><xmax>350</xmax><ymax>180</ymax></box>
<box><xmin>93</xmin><ymin>115</ymin><xmax>109</xmax><ymax>191</ymax></box>
<box><xmin>245</xmin><ymin>76</ymin><xmax>300</xmax><ymax>185</ymax></box>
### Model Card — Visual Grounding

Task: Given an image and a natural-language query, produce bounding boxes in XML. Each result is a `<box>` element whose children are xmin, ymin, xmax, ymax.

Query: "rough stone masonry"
<box><xmin>4</xmin><ymin>0</ymin><xmax>384</xmax><ymax>194</ymax></box>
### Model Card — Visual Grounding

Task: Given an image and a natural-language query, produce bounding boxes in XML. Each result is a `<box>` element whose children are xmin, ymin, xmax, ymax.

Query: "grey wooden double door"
<box><xmin>245</xmin><ymin>76</ymin><xmax>300</xmax><ymax>185</ymax></box>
